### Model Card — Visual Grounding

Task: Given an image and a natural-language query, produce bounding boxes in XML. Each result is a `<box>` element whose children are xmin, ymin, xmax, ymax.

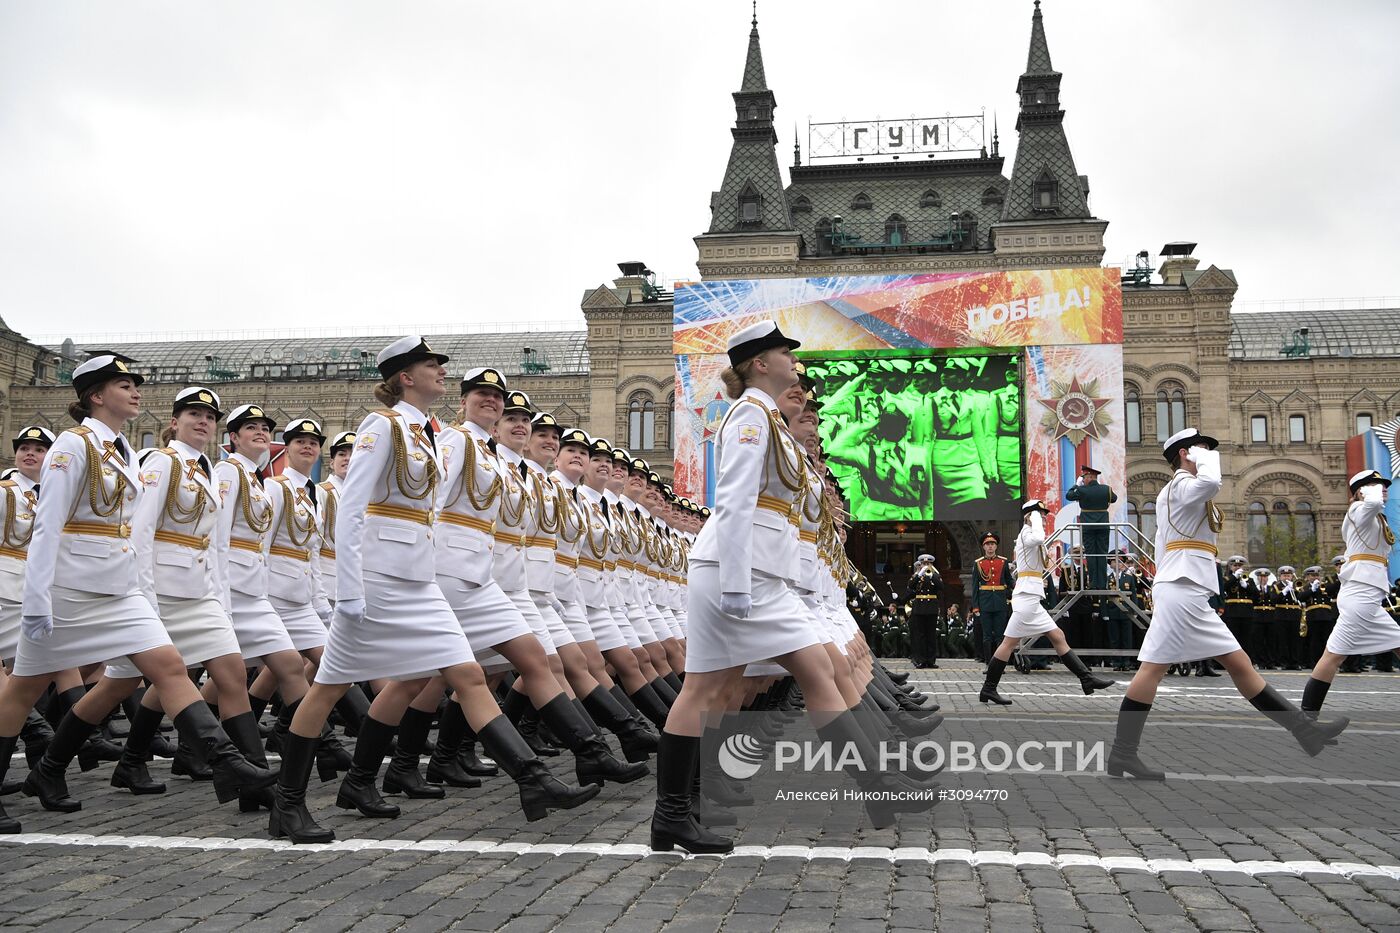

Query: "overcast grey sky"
<box><xmin>2</xmin><ymin>0</ymin><xmax>1397</xmax><ymax>341</ymax></box>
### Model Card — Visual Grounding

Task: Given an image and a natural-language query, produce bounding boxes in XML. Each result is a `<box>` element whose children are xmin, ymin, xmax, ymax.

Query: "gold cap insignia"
<box><xmin>25</xmin><ymin>429</ymin><xmax>40</xmax><ymax>438</ymax></box>
<box><xmin>421</xmin><ymin>341</ymin><xmax>433</xmax><ymax>352</ymax></box>
<box><xmin>345</xmin><ymin>434</ymin><xmax>356</xmax><ymax>444</ymax></box>
<box><xmin>114</xmin><ymin>360</ymin><xmax>129</xmax><ymax>372</ymax></box>
<box><xmin>249</xmin><ymin>407</ymin><xmax>263</xmax><ymax>418</ymax></box>
<box><xmin>484</xmin><ymin>370</ymin><xmax>499</xmax><ymax>383</ymax></box>
<box><xmin>198</xmin><ymin>392</ymin><xmax>213</xmax><ymax>403</ymax></box>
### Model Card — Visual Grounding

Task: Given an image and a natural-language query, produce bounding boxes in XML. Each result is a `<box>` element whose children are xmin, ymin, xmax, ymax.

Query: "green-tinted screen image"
<box><xmin>807</xmin><ymin>355</ymin><xmax>1022</xmax><ymax>522</ymax></box>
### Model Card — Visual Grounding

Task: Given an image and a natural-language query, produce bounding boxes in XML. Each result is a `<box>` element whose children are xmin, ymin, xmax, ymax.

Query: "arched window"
<box><xmin>1124</xmin><ymin>385</ymin><xmax>1141</xmax><ymax>445</ymax></box>
<box><xmin>628</xmin><ymin>393</ymin><xmax>655</xmax><ymax>451</ymax></box>
<box><xmin>737</xmin><ymin>181</ymin><xmax>761</xmax><ymax>228</ymax></box>
<box><xmin>884</xmin><ymin>214</ymin><xmax>907</xmax><ymax>245</ymax></box>
<box><xmin>814</xmin><ymin>217</ymin><xmax>833</xmax><ymax>255</ymax></box>
<box><xmin>980</xmin><ymin>186</ymin><xmax>1004</xmax><ymax>208</ymax></box>
<box><xmin>1034</xmin><ymin>168</ymin><xmax>1059</xmax><ymax>211</ymax></box>
<box><xmin>790</xmin><ymin>195</ymin><xmax>812</xmax><ymax>214</ymax></box>
<box><xmin>140</xmin><ymin>431</ymin><xmax>155</xmax><ymax>450</ymax></box>
<box><xmin>1296</xmin><ymin>500</ymin><xmax>1316</xmax><ymax>547</ymax></box>
<box><xmin>666</xmin><ymin>392</ymin><xmax>675</xmax><ymax>449</ymax></box>
<box><xmin>850</xmin><ymin>192</ymin><xmax>872</xmax><ymax>211</ymax></box>
<box><xmin>1155</xmin><ymin>383</ymin><xmax>1185</xmax><ymax>441</ymax></box>
<box><xmin>1246</xmin><ymin>502</ymin><xmax>1268</xmax><ymax>564</ymax></box>
<box><xmin>919</xmin><ymin>189</ymin><xmax>941</xmax><ymax>208</ymax></box>
<box><xmin>1139</xmin><ymin>501</ymin><xmax>1156</xmax><ymax>543</ymax></box>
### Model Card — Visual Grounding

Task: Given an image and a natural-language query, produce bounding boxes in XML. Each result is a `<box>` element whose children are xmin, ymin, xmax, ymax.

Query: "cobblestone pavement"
<box><xmin>3</xmin><ymin>662</ymin><xmax>1399</xmax><ymax>932</ymax></box>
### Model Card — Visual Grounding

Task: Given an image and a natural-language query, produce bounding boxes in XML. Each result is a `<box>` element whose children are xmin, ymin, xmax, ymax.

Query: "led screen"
<box><xmin>805</xmin><ymin>354</ymin><xmax>1022</xmax><ymax>522</ymax></box>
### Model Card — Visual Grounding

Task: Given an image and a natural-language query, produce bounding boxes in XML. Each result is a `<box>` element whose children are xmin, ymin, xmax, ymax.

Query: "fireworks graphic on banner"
<box><xmin>1373</xmin><ymin>416</ymin><xmax>1400</xmax><ymax>477</ymax></box>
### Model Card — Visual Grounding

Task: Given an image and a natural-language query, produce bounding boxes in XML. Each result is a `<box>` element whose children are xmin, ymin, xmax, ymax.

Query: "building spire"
<box><xmin>740</xmin><ymin>5</ymin><xmax>768</xmax><ymax>92</ymax></box>
<box><xmin>992</xmin><ymin>113</ymin><xmax>1000</xmax><ymax>156</ymax></box>
<box><xmin>1026</xmin><ymin>0</ymin><xmax>1054</xmax><ymax>74</ymax></box>
<box><xmin>793</xmin><ymin>125</ymin><xmax>801</xmax><ymax>167</ymax></box>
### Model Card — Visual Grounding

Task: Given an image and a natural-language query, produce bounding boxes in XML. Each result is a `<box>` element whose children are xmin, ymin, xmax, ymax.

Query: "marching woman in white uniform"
<box><xmin>577</xmin><ymin>436</ymin><xmax>673</xmax><ymax>729</ymax></box>
<box><xmin>979</xmin><ymin>500</ymin><xmax>1117</xmax><ymax>705</ymax></box>
<box><xmin>269</xmin><ymin>337</ymin><xmax>598</xmax><ymax>844</ymax></box>
<box><xmin>604</xmin><ymin>447</ymin><xmax>671</xmax><ymax>699</ymax></box>
<box><xmin>0</xmin><ymin>427</ymin><xmax>61</xmax><ymax>798</ymax></box>
<box><xmin>1301</xmin><ymin>469</ymin><xmax>1400</xmax><ymax>713</ymax></box>
<box><xmin>210</xmin><ymin>405</ymin><xmax>318</xmax><ymax>778</ymax></box>
<box><xmin>0</xmin><ymin>357</ymin><xmax>275</xmax><ymax>831</ymax></box>
<box><xmin>94</xmin><ymin>387</ymin><xmax>262</xmax><ymax>801</ymax></box>
<box><xmin>650</xmin><ymin>321</ymin><xmax>929</xmax><ymax>854</ymax></box>
<box><xmin>1108</xmin><ymin>428</ymin><xmax>1350</xmax><ymax>780</ymax></box>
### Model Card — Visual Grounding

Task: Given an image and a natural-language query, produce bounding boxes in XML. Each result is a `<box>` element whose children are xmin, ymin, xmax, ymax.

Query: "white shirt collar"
<box><xmin>577</xmin><ymin>484</ymin><xmax>604</xmax><ymax>503</ymax></box>
<box><xmin>13</xmin><ymin>472</ymin><xmax>38</xmax><ymax>493</ymax></box>
<box><xmin>282</xmin><ymin>465</ymin><xmax>311</xmax><ymax>487</ymax></box>
<box><xmin>81</xmin><ymin>417</ymin><xmax>120</xmax><ymax>446</ymax></box>
<box><xmin>742</xmin><ymin>386</ymin><xmax>778</xmax><ymax>411</ymax></box>
<box><xmin>328</xmin><ymin>474</ymin><xmax>343</xmax><ymax>491</ymax></box>
<box><xmin>464</xmin><ymin>421</ymin><xmax>494</xmax><ymax>442</ymax></box>
<box><xmin>230</xmin><ymin>451</ymin><xmax>261</xmax><ymax>473</ymax></box>
<box><xmin>394</xmin><ymin>400</ymin><xmax>428</xmax><ymax>426</ymax></box>
<box><xmin>169</xmin><ymin>439</ymin><xmax>206</xmax><ymax>463</ymax></box>
<box><xmin>550</xmin><ymin>469</ymin><xmax>577</xmax><ymax>490</ymax></box>
<box><xmin>496</xmin><ymin>444</ymin><xmax>523</xmax><ymax>465</ymax></box>
<box><xmin>603</xmin><ymin>489</ymin><xmax>621</xmax><ymax>504</ymax></box>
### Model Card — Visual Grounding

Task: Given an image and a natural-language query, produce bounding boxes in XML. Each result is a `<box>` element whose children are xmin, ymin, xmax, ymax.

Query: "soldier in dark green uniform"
<box><xmin>905</xmin><ymin>554</ymin><xmax>942</xmax><ymax>669</ymax></box>
<box><xmin>971</xmin><ymin>532</ymin><xmax>1011</xmax><ymax>662</ymax></box>
<box><xmin>1300</xmin><ymin>566</ymin><xmax>1334</xmax><ymax>668</ymax></box>
<box><xmin>1102</xmin><ymin>550</ymin><xmax>1140</xmax><ymax>671</ymax></box>
<box><xmin>1064</xmin><ymin>465</ymin><xmax>1117</xmax><ymax>591</ymax></box>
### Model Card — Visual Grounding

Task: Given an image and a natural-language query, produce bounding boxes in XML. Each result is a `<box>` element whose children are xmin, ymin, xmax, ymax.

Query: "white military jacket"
<box><xmin>265</xmin><ymin>465</ymin><xmax>329</xmax><ymax>615</ymax></box>
<box><xmin>549</xmin><ymin>469</ymin><xmax>587</xmax><ymax>606</ymax></box>
<box><xmin>435</xmin><ymin>422</ymin><xmax>502</xmax><ymax>586</ymax></box>
<box><xmin>521</xmin><ymin>458</ymin><xmax>560</xmax><ymax>594</ymax></box>
<box><xmin>1013</xmin><ymin>513</ymin><xmax>1048</xmax><ymax>597</ymax></box>
<box><xmin>0</xmin><ymin>473</ymin><xmax>39</xmax><ymax>604</ymax></box>
<box><xmin>24</xmin><ymin>418</ymin><xmax>143</xmax><ymax>616</ymax></box>
<box><xmin>213</xmin><ymin>452</ymin><xmax>273</xmax><ymax>605</ymax></box>
<box><xmin>317</xmin><ymin>473</ymin><xmax>342</xmax><ymax>598</ymax></box>
<box><xmin>489</xmin><ymin>443</ymin><xmax>533</xmax><ymax>594</ymax></box>
<box><xmin>1339</xmin><ymin>498</ymin><xmax>1391</xmax><ymax>592</ymax></box>
<box><xmin>689</xmin><ymin>387</ymin><xmax>803</xmax><ymax>590</ymax></box>
<box><xmin>135</xmin><ymin>440</ymin><xmax>219</xmax><ymax>604</ymax></box>
<box><xmin>574</xmin><ymin>483</ymin><xmax>611</xmax><ymax>609</ymax></box>
<box><xmin>1152</xmin><ymin>449</ymin><xmax>1223</xmax><ymax>592</ymax></box>
<box><xmin>336</xmin><ymin>401</ymin><xmax>442</xmax><ymax>602</ymax></box>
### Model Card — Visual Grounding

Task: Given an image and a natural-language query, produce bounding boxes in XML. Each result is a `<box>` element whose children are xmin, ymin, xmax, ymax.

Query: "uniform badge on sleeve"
<box><xmin>49</xmin><ymin>453</ymin><xmax>73</xmax><ymax>472</ymax></box>
<box><xmin>738</xmin><ymin>425</ymin><xmax>761</xmax><ymax>445</ymax></box>
<box><xmin>141</xmin><ymin>469</ymin><xmax>162</xmax><ymax>488</ymax></box>
<box><xmin>219</xmin><ymin>480</ymin><xmax>232</xmax><ymax>501</ymax></box>
<box><xmin>356</xmin><ymin>434</ymin><xmax>378</xmax><ymax>452</ymax></box>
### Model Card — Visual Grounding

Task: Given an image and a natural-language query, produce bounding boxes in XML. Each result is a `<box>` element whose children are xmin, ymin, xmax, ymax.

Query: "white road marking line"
<box><xmin>0</xmin><ymin>832</ymin><xmax>1396</xmax><ymax>878</ymax></box>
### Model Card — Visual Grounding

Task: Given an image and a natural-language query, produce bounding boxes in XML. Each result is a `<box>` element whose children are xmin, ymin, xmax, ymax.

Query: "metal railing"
<box><xmin>1013</xmin><ymin>520</ymin><xmax>1155</xmax><ymax>664</ymax></box>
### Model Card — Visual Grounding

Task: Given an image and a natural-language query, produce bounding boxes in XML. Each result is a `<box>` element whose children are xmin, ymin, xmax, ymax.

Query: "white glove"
<box><xmin>1075</xmin><ymin>476</ymin><xmax>1084</xmax><ymax>486</ymax></box>
<box><xmin>316</xmin><ymin>604</ymin><xmax>333</xmax><ymax>624</ymax></box>
<box><xmin>335</xmin><ymin>598</ymin><xmax>365</xmax><ymax>624</ymax></box>
<box><xmin>1361</xmin><ymin>483</ymin><xmax>1384</xmax><ymax>503</ymax></box>
<box><xmin>1028</xmin><ymin>511</ymin><xmax>1044</xmax><ymax>533</ymax></box>
<box><xmin>720</xmin><ymin>592</ymin><xmax>752</xmax><ymax>619</ymax></box>
<box><xmin>22</xmin><ymin>615</ymin><xmax>53</xmax><ymax>641</ymax></box>
<box><xmin>1234</xmin><ymin>569</ymin><xmax>1245</xmax><ymax>579</ymax></box>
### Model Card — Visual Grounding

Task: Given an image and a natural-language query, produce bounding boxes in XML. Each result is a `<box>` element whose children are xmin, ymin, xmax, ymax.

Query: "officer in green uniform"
<box><xmin>1064</xmin><ymin>464</ymin><xmax>1117</xmax><ymax>590</ymax></box>
<box><xmin>905</xmin><ymin>554</ymin><xmax>942</xmax><ymax>669</ymax></box>
<box><xmin>971</xmin><ymin>532</ymin><xmax>1010</xmax><ymax>662</ymax></box>
<box><xmin>1101</xmin><ymin>550</ymin><xmax>1140</xmax><ymax>671</ymax></box>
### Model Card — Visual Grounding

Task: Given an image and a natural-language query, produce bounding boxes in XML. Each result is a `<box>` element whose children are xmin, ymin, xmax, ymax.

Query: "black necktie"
<box><xmin>198</xmin><ymin>456</ymin><xmax>212</xmax><ymax>479</ymax></box>
<box><xmin>423</xmin><ymin>421</ymin><xmax>436</xmax><ymax>452</ymax></box>
<box><xmin>305</xmin><ymin>479</ymin><xmax>318</xmax><ymax>507</ymax></box>
<box><xmin>114</xmin><ymin>437</ymin><xmax>129</xmax><ymax>463</ymax></box>
<box><xmin>30</xmin><ymin>484</ymin><xmax>39</xmax><ymax>499</ymax></box>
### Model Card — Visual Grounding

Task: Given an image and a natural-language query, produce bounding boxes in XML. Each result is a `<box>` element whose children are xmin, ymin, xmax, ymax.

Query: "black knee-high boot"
<box><xmin>609</xmin><ymin>685</ymin><xmax>657</xmax><ymax>736</ymax></box>
<box><xmin>336</xmin><ymin>715</ymin><xmax>401</xmax><ymax>818</ymax></box>
<box><xmin>475</xmin><ymin>715</ymin><xmax>599</xmax><ymax>821</ymax></box>
<box><xmin>222</xmin><ymin>711</ymin><xmax>275</xmax><ymax>812</ymax></box>
<box><xmin>815</xmin><ymin>711</ymin><xmax>936</xmax><ymax>829</ymax></box>
<box><xmin>268</xmin><ymin>732</ymin><xmax>334</xmax><ymax>844</ymax></box>
<box><xmin>22</xmin><ymin>706</ymin><xmax>99</xmax><ymax>811</ymax></box>
<box><xmin>662</xmin><ymin>671</ymin><xmax>683</xmax><ymax>695</ymax></box>
<box><xmin>1248</xmin><ymin>684</ymin><xmax>1348</xmax><ymax>755</ymax></box>
<box><xmin>537</xmin><ymin>694</ymin><xmax>649</xmax><ymax>786</ymax></box>
<box><xmin>1107</xmin><ymin>698</ymin><xmax>1165</xmax><ymax>780</ymax></box>
<box><xmin>172</xmin><ymin>702</ymin><xmax>279</xmax><ymax>804</ymax></box>
<box><xmin>582</xmin><ymin>686</ymin><xmax>658</xmax><ymax>763</ymax></box>
<box><xmin>110</xmin><ymin>704</ymin><xmax>167</xmax><ymax>795</ymax></box>
<box><xmin>1301</xmin><ymin>677</ymin><xmax>1331</xmax><ymax>714</ymax></box>
<box><xmin>382</xmin><ymin>708</ymin><xmax>445</xmax><ymax>799</ymax></box>
<box><xmin>650</xmin><ymin>731</ymin><xmax>733</xmax><ymax>854</ymax></box>
<box><xmin>979</xmin><ymin>657</ymin><xmax>1013</xmax><ymax>705</ymax></box>
<box><xmin>0</xmin><ymin>735</ymin><xmax>21</xmax><ymax>832</ymax></box>
<box><xmin>457</xmin><ymin>722</ymin><xmax>499</xmax><ymax>777</ymax></box>
<box><xmin>425</xmin><ymin>700</ymin><xmax>481</xmax><ymax>788</ymax></box>
<box><xmin>19</xmin><ymin>709</ymin><xmax>54</xmax><ymax>768</ymax></box>
<box><xmin>649</xmin><ymin>676</ymin><xmax>678</xmax><ymax>705</ymax></box>
<box><xmin>333</xmin><ymin>685</ymin><xmax>371</xmax><ymax>738</ymax></box>
<box><xmin>502</xmin><ymin>688</ymin><xmax>558</xmax><ymax>757</ymax></box>
<box><xmin>626</xmin><ymin>683</ymin><xmax>671</xmax><ymax>730</ymax></box>
<box><xmin>1060</xmin><ymin>650</ymin><xmax>1117</xmax><ymax>695</ymax></box>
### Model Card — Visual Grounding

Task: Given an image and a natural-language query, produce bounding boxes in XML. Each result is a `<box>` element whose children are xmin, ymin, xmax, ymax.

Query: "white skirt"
<box><xmin>556</xmin><ymin>595</ymin><xmax>597</xmax><ymax>645</ymax></box>
<box><xmin>1139</xmin><ymin>579</ymin><xmax>1241</xmax><ymax>664</ymax></box>
<box><xmin>437</xmin><ymin>574</ymin><xmax>532</xmax><ymax>650</ymax></box>
<box><xmin>685</xmin><ymin>561</ymin><xmax>825</xmax><ymax>673</ymax></box>
<box><xmin>625</xmin><ymin>599</ymin><xmax>659</xmax><ymax>645</ymax></box>
<box><xmin>316</xmin><ymin>571</ymin><xmax>475</xmax><ymax>684</ymax></box>
<box><xmin>1328</xmin><ymin>583</ymin><xmax>1400</xmax><ymax>656</ymax></box>
<box><xmin>531</xmin><ymin>592</ymin><xmax>577</xmax><ymax>649</ymax></box>
<box><xmin>584</xmin><ymin>601</ymin><xmax>628</xmax><ymax>653</ymax></box>
<box><xmin>107</xmin><ymin>594</ymin><xmax>242</xmax><ymax>679</ymax></box>
<box><xmin>229</xmin><ymin>592</ymin><xmax>297</xmax><ymax>666</ymax></box>
<box><xmin>13</xmin><ymin>586</ymin><xmax>172</xmax><ymax>677</ymax></box>
<box><xmin>508</xmin><ymin>587</ymin><xmax>558</xmax><ymax>656</ymax></box>
<box><xmin>608</xmin><ymin>604</ymin><xmax>643</xmax><ymax>651</ymax></box>
<box><xmin>270</xmin><ymin>596</ymin><xmax>329</xmax><ymax>653</ymax></box>
<box><xmin>1005</xmin><ymin>591</ymin><xmax>1058</xmax><ymax>639</ymax></box>
<box><xmin>0</xmin><ymin>597</ymin><xmax>20</xmax><ymax>662</ymax></box>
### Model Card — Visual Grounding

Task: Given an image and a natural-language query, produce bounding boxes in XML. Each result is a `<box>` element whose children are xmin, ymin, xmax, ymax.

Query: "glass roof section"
<box><xmin>1228</xmin><ymin>309</ymin><xmax>1400</xmax><ymax>360</ymax></box>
